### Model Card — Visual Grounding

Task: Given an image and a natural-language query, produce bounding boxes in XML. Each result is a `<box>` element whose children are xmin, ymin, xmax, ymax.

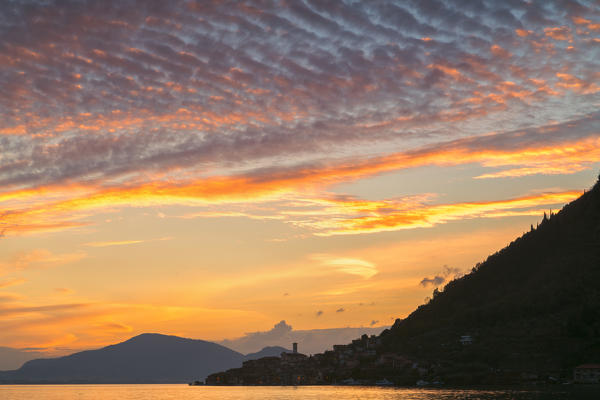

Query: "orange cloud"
<box><xmin>84</xmin><ymin>237</ymin><xmax>172</xmax><ymax>247</ymax></box>
<box><xmin>0</xmin><ymin>102</ymin><xmax>303</xmax><ymax>137</ymax></box>
<box><xmin>298</xmin><ymin>191</ymin><xmax>581</xmax><ymax>236</ymax></box>
<box><xmin>30</xmin><ymin>334</ymin><xmax>79</xmax><ymax>349</ymax></box>
<box><xmin>490</xmin><ymin>44</ymin><xmax>511</xmax><ymax>58</ymax></box>
<box><xmin>96</xmin><ymin>322</ymin><xmax>133</xmax><ymax>332</ymax></box>
<box><xmin>572</xmin><ymin>17</ymin><xmax>591</xmax><ymax>25</ymax></box>
<box><xmin>1</xmin><ymin>131</ymin><xmax>598</xmax><ymax>237</ymax></box>
<box><xmin>515</xmin><ymin>29</ymin><xmax>532</xmax><ymax>37</ymax></box>
<box><xmin>178</xmin><ymin>211</ymin><xmax>284</xmax><ymax>220</ymax></box>
<box><xmin>571</xmin><ymin>16</ymin><xmax>600</xmax><ymax>31</ymax></box>
<box><xmin>0</xmin><ymin>249</ymin><xmax>87</xmax><ymax>275</ymax></box>
<box><xmin>427</xmin><ymin>63</ymin><xmax>470</xmax><ymax>82</ymax></box>
<box><xmin>0</xmin><ymin>278</ymin><xmax>26</xmax><ymax>289</ymax></box>
<box><xmin>309</xmin><ymin>254</ymin><xmax>378</xmax><ymax>279</ymax></box>
<box><xmin>84</xmin><ymin>240</ymin><xmax>145</xmax><ymax>247</ymax></box>
<box><xmin>55</xmin><ymin>287</ymin><xmax>75</xmax><ymax>295</ymax></box>
<box><xmin>544</xmin><ymin>26</ymin><xmax>571</xmax><ymax>41</ymax></box>
<box><xmin>556</xmin><ymin>72</ymin><xmax>600</xmax><ymax>94</ymax></box>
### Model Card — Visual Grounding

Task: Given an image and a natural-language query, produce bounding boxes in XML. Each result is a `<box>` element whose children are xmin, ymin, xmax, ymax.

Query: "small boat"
<box><xmin>375</xmin><ymin>378</ymin><xmax>393</xmax><ymax>386</ymax></box>
<box><xmin>188</xmin><ymin>380</ymin><xmax>204</xmax><ymax>386</ymax></box>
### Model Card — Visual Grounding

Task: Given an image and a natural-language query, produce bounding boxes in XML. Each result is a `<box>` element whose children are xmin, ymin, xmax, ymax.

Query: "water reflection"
<box><xmin>0</xmin><ymin>385</ymin><xmax>596</xmax><ymax>400</ymax></box>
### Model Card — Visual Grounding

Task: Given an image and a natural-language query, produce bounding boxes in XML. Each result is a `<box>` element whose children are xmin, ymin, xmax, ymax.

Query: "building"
<box><xmin>460</xmin><ymin>335</ymin><xmax>473</xmax><ymax>345</ymax></box>
<box><xmin>376</xmin><ymin>353</ymin><xmax>410</xmax><ymax>369</ymax></box>
<box><xmin>280</xmin><ymin>351</ymin><xmax>307</xmax><ymax>366</ymax></box>
<box><xmin>574</xmin><ymin>364</ymin><xmax>600</xmax><ymax>383</ymax></box>
<box><xmin>333</xmin><ymin>344</ymin><xmax>353</xmax><ymax>355</ymax></box>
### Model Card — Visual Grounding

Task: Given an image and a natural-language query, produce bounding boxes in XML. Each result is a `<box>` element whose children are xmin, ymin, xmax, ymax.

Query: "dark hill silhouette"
<box><xmin>379</xmin><ymin>174</ymin><xmax>600</xmax><ymax>384</ymax></box>
<box><xmin>244</xmin><ymin>346</ymin><xmax>290</xmax><ymax>361</ymax></box>
<box><xmin>0</xmin><ymin>333</ymin><xmax>245</xmax><ymax>383</ymax></box>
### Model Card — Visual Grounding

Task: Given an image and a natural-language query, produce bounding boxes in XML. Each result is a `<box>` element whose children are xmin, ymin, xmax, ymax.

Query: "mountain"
<box><xmin>378</xmin><ymin>175</ymin><xmax>600</xmax><ymax>384</ymax></box>
<box><xmin>0</xmin><ymin>347</ymin><xmax>44</xmax><ymax>371</ymax></box>
<box><xmin>0</xmin><ymin>333</ymin><xmax>244</xmax><ymax>383</ymax></box>
<box><xmin>244</xmin><ymin>346</ymin><xmax>290</xmax><ymax>361</ymax></box>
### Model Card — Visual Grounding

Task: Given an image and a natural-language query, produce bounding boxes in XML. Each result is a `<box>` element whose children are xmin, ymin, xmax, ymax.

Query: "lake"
<box><xmin>0</xmin><ymin>385</ymin><xmax>597</xmax><ymax>399</ymax></box>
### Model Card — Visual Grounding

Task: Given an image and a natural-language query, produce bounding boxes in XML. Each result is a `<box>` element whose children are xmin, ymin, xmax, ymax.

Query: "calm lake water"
<box><xmin>0</xmin><ymin>385</ymin><xmax>598</xmax><ymax>400</ymax></box>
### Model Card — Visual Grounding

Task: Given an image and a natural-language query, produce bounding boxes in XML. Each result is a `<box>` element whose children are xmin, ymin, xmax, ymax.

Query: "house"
<box><xmin>333</xmin><ymin>344</ymin><xmax>351</xmax><ymax>353</ymax></box>
<box><xmin>460</xmin><ymin>335</ymin><xmax>473</xmax><ymax>345</ymax></box>
<box><xmin>376</xmin><ymin>353</ymin><xmax>410</xmax><ymax>369</ymax></box>
<box><xmin>574</xmin><ymin>364</ymin><xmax>600</xmax><ymax>383</ymax></box>
<box><xmin>280</xmin><ymin>351</ymin><xmax>307</xmax><ymax>366</ymax></box>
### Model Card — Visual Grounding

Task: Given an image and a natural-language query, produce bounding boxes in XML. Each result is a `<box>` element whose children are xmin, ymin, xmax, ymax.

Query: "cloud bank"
<box><xmin>420</xmin><ymin>265</ymin><xmax>463</xmax><ymax>288</ymax></box>
<box><xmin>219</xmin><ymin>320</ymin><xmax>387</xmax><ymax>355</ymax></box>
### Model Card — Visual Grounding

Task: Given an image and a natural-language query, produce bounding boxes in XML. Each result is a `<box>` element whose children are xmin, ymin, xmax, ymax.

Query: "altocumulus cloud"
<box><xmin>1</xmin><ymin>0</ymin><xmax>598</xmax><ymax>190</ymax></box>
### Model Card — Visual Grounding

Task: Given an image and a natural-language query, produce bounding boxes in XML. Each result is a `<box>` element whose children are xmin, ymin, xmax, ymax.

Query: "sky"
<box><xmin>0</xmin><ymin>0</ymin><xmax>599</xmax><ymax>358</ymax></box>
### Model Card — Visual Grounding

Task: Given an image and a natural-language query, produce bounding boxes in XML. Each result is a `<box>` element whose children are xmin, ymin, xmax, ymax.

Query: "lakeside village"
<box><xmin>205</xmin><ymin>335</ymin><xmax>400</xmax><ymax>386</ymax></box>
<box><xmin>201</xmin><ymin>326</ymin><xmax>600</xmax><ymax>386</ymax></box>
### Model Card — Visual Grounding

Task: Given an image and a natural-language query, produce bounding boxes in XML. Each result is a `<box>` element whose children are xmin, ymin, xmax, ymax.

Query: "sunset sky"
<box><xmin>1</xmin><ymin>0</ymin><xmax>599</xmax><ymax>356</ymax></box>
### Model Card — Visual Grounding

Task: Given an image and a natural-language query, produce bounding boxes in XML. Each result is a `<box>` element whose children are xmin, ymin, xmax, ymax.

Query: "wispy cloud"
<box><xmin>0</xmin><ymin>293</ymin><xmax>23</xmax><ymax>303</ymax></box>
<box><xmin>177</xmin><ymin>211</ymin><xmax>284</xmax><ymax>220</ymax></box>
<box><xmin>84</xmin><ymin>237</ymin><xmax>172</xmax><ymax>248</ymax></box>
<box><xmin>95</xmin><ymin>322</ymin><xmax>133</xmax><ymax>333</ymax></box>
<box><xmin>310</xmin><ymin>254</ymin><xmax>378</xmax><ymax>279</ymax></box>
<box><xmin>0</xmin><ymin>303</ymin><xmax>91</xmax><ymax>318</ymax></box>
<box><xmin>84</xmin><ymin>240</ymin><xmax>145</xmax><ymax>248</ymax></box>
<box><xmin>0</xmin><ymin>278</ymin><xmax>26</xmax><ymax>289</ymax></box>
<box><xmin>54</xmin><ymin>288</ymin><xmax>74</xmax><ymax>295</ymax></box>
<box><xmin>0</xmin><ymin>250</ymin><xmax>87</xmax><ymax>275</ymax></box>
<box><xmin>295</xmin><ymin>190</ymin><xmax>581</xmax><ymax>236</ymax></box>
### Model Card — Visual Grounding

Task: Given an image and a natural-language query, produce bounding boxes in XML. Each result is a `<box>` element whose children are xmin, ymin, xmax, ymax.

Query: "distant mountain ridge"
<box><xmin>0</xmin><ymin>333</ymin><xmax>288</xmax><ymax>383</ymax></box>
<box><xmin>244</xmin><ymin>346</ymin><xmax>290</xmax><ymax>360</ymax></box>
<box><xmin>0</xmin><ymin>347</ymin><xmax>44</xmax><ymax>371</ymax></box>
